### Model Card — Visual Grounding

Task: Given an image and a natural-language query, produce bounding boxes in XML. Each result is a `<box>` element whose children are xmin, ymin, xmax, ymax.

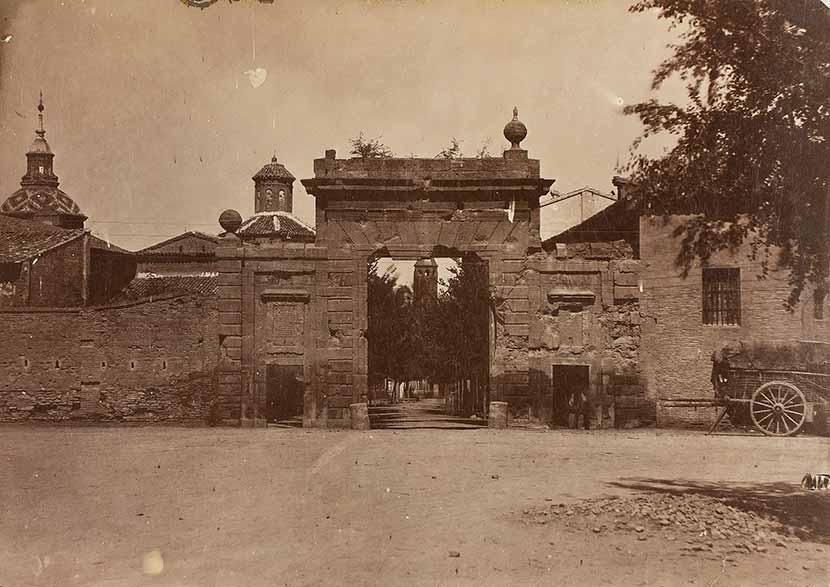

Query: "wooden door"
<box><xmin>551</xmin><ymin>364</ymin><xmax>589</xmax><ymax>426</ymax></box>
<box><xmin>265</xmin><ymin>364</ymin><xmax>304</xmax><ymax>422</ymax></box>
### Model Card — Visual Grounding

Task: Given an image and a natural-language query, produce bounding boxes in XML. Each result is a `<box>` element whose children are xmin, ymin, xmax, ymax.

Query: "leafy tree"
<box><xmin>623</xmin><ymin>0</ymin><xmax>830</xmax><ymax>306</ymax></box>
<box><xmin>436</xmin><ymin>137</ymin><xmax>464</xmax><ymax>159</ymax></box>
<box><xmin>439</xmin><ymin>255</ymin><xmax>492</xmax><ymax>413</ymax></box>
<box><xmin>366</xmin><ymin>255</ymin><xmax>493</xmax><ymax>412</ymax></box>
<box><xmin>367</xmin><ymin>256</ymin><xmax>399</xmax><ymax>388</ymax></box>
<box><xmin>349</xmin><ymin>132</ymin><xmax>393</xmax><ymax>159</ymax></box>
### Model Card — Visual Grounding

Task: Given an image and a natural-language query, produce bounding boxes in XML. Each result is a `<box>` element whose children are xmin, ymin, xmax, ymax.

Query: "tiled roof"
<box><xmin>111</xmin><ymin>272</ymin><xmax>218</xmax><ymax>302</ymax></box>
<box><xmin>0</xmin><ymin>214</ymin><xmax>83</xmax><ymax>263</ymax></box>
<box><xmin>137</xmin><ymin>231</ymin><xmax>219</xmax><ymax>255</ymax></box>
<box><xmin>237</xmin><ymin>211</ymin><xmax>315</xmax><ymax>241</ymax></box>
<box><xmin>253</xmin><ymin>157</ymin><xmax>295</xmax><ymax>181</ymax></box>
<box><xmin>89</xmin><ymin>234</ymin><xmax>133</xmax><ymax>255</ymax></box>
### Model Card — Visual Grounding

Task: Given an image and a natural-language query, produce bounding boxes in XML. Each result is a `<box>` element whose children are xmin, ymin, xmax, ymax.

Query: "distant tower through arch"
<box><xmin>413</xmin><ymin>257</ymin><xmax>438</xmax><ymax>304</ymax></box>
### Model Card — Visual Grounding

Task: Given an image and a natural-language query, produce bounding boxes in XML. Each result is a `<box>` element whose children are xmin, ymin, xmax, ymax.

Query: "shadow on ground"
<box><xmin>609</xmin><ymin>478</ymin><xmax>830</xmax><ymax>544</ymax></box>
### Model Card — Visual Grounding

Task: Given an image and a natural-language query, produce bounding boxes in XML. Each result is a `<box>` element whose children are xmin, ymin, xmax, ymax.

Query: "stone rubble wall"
<box><xmin>497</xmin><ymin>252</ymin><xmax>652</xmax><ymax>428</ymax></box>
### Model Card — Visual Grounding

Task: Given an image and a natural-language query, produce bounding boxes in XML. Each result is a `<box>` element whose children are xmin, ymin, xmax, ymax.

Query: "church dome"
<box><xmin>2</xmin><ymin>187</ymin><xmax>84</xmax><ymax>218</ymax></box>
<box><xmin>1</xmin><ymin>94</ymin><xmax>86</xmax><ymax>229</ymax></box>
<box><xmin>2</xmin><ymin>187</ymin><xmax>82</xmax><ymax>216</ymax></box>
<box><xmin>252</xmin><ymin>156</ymin><xmax>296</xmax><ymax>181</ymax></box>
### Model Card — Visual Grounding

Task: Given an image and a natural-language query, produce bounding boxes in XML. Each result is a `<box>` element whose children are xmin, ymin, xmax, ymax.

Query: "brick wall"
<box><xmin>0</xmin><ymin>294</ymin><xmax>218</xmax><ymax>423</ymax></box>
<box><xmin>640</xmin><ymin>215</ymin><xmax>830</xmax><ymax>428</ymax></box>
<box><xmin>29</xmin><ymin>238</ymin><xmax>85</xmax><ymax>306</ymax></box>
<box><xmin>88</xmin><ymin>249</ymin><xmax>137</xmax><ymax>305</ymax></box>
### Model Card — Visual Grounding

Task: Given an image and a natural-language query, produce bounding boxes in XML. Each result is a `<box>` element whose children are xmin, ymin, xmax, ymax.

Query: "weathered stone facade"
<box><xmin>521</xmin><ymin>255</ymin><xmax>649</xmax><ymax>428</ymax></box>
<box><xmin>528</xmin><ymin>192</ymin><xmax>650</xmax><ymax>429</ymax></box>
<box><xmin>0</xmin><ymin>294</ymin><xmax>218</xmax><ymax>423</ymax></box>
<box><xmin>216</xmin><ymin>118</ymin><xmax>557</xmax><ymax>427</ymax></box>
<box><xmin>211</xmin><ymin>112</ymin><xmax>663</xmax><ymax>429</ymax></box>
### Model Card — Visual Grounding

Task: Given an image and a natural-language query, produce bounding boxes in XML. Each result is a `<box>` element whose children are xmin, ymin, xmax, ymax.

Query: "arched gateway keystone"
<box><xmin>216</xmin><ymin>111</ymin><xmax>554</xmax><ymax>427</ymax></box>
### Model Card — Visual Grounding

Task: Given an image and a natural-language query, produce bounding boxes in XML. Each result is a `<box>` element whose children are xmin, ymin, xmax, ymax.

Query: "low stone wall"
<box><xmin>656</xmin><ymin>401</ymin><xmax>721</xmax><ymax>430</ymax></box>
<box><xmin>0</xmin><ymin>294</ymin><xmax>218</xmax><ymax>423</ymax></box>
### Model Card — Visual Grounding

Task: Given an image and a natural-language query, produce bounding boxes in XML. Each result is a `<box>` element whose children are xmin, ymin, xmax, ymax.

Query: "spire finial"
<box><xmin>513</xmin><ymin>106</ymin><xmax>518</xmax><ymax>120</ymax></box>
<box><xmin>36</xmin><ymin>91</ymin><xmax>45</xmax><ymax>137</ymax></box>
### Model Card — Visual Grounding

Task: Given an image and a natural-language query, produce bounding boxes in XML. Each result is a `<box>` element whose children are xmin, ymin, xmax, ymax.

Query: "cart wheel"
<box><xmin>750</xmin><ymin>381</ymin><xmax>807</xmax><ymax>437</ymax></box>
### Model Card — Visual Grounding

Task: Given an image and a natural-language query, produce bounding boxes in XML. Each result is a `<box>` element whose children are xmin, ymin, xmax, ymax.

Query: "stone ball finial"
<box><xmin>219</xmin><ymin>209</ymin><xmax>243</xmax><ymax>234</ymax></box>
<box><xmin>503</xmin><ymin>106</ymin><xmax>527</xmax><ymax>150</ymax></box>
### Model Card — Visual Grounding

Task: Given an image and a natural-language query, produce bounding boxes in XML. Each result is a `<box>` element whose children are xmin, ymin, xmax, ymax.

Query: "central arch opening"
<box><xmin>366</xmin><ymin>250</ymin><xmax>492</xmax><ymax>429</ymax></box>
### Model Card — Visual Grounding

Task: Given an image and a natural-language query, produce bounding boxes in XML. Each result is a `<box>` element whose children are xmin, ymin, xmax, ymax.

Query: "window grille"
<box><xmin>703</xmin><ymin>267</ymin><xmax>741</xmax><ymax>325</ymax></box>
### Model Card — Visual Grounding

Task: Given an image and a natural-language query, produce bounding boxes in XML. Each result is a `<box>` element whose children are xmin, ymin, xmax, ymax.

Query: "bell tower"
<box><xmin>253</xmin><ymin>155</ymin><xmax>295</xmax><ymax>214</ymax></box>
<box><xmin>413</xmin><ymin>257</ymin><xmax>438</xmax><ymax>304</ymax></box>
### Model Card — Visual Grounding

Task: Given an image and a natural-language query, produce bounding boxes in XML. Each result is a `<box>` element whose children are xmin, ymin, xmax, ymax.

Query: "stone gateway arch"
<box><xmin>215</xmin><ymin>110</ymin><xmax>639</xmax><ymax>428</ymax></box>
<box><xmin>215</xmin><ymin>110</ymin><xmax>552</xmax><ymax>427</ymax></box>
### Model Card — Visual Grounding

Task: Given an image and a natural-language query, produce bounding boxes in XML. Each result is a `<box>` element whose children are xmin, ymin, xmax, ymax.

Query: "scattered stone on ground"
<box><xmin>521</xmin><ymin>492</ymin><xmax>807</xmax><ymax>559</ymax></box>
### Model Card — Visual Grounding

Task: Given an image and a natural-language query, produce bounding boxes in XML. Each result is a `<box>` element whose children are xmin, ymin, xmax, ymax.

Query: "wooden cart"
<box><xmin>709</xmin><ymin>340</ymin><xmax>830</xmax><ymax>437</ymax></box>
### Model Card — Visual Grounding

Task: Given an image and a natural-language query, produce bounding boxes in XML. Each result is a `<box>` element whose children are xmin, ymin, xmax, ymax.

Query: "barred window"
<box><xmin>703</xmin><ymin>267</ymin><xmax>741</xmax><ymax>325</ymax></box>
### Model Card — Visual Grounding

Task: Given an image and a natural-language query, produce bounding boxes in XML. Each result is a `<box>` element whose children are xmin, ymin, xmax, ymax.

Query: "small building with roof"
<box><xmin>121</xmin><ymin>230</ymin><xmax>221</xmax><ymax>304</ymax></box>
<box><xmin>136</xmin><ymin>231</ymin><xmax>219</xmax><ymax>274</ymax></box>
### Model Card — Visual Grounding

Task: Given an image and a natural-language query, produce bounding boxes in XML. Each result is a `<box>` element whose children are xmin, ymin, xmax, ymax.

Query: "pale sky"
<box><xmin>0</xmin><ymin>0</ymin><xmax>676</xmax><ymax>250</ymax></box>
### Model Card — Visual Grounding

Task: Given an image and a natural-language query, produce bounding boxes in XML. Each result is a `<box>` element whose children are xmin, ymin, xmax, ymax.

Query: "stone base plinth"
<box><xmin>350</xmin><ymin>403</ymin><xmax>370</xmax><ymax>430</ymax></box>
<box><xmin>488</xmin><ymin>401</ymin><xmax>508</xmax><ymax>429</ymax></box>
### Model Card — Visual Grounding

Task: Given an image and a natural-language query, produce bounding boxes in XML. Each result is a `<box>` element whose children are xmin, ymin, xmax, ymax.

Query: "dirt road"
<box><xmin>1</xmin><ymin>427</ymin><xmax>827</xmax><ymax>586</ymax></box>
